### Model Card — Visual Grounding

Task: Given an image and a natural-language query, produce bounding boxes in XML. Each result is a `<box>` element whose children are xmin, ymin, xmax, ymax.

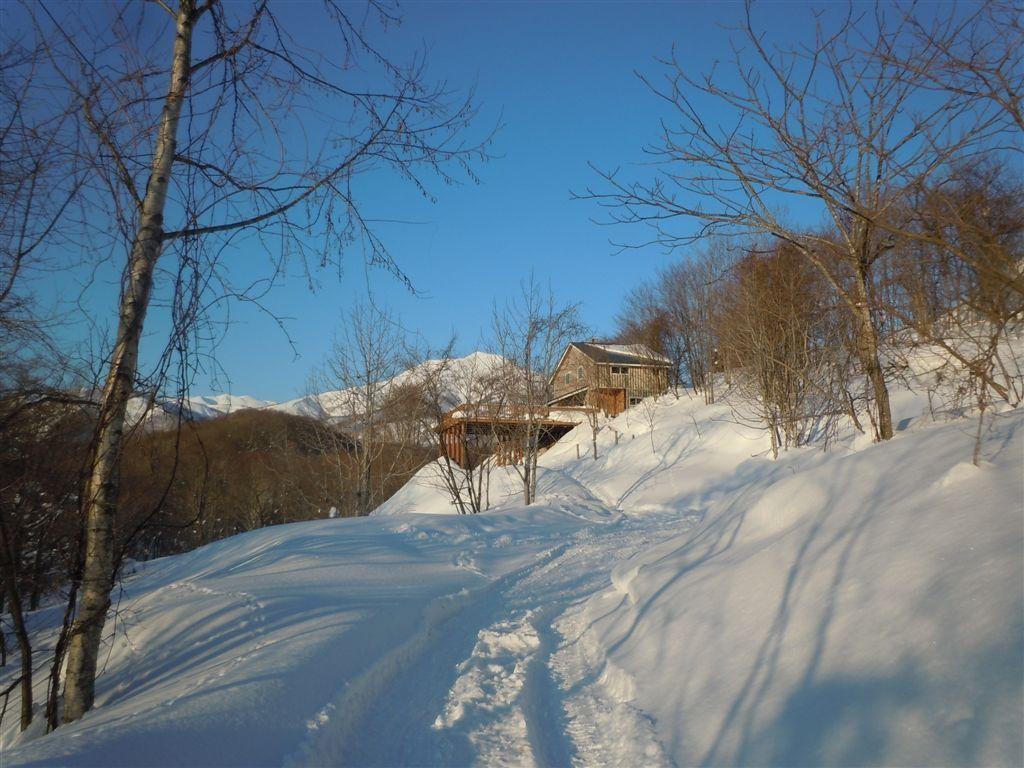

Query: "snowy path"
<box><xmin>291</xmin><ymin>504</ymin><xmax>697</xmax><ymax>768</ymax></box>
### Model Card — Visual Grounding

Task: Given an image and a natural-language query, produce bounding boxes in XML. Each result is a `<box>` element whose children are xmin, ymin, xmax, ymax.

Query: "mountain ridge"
<box><xmin>127</xmin><ymin>351</ymin><xmax>506</xmax><ymax>427</ymax></box>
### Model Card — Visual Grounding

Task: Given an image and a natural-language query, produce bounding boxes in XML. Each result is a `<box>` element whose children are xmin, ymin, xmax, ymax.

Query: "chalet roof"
<box><xmin>567</xmin><ymin>342</ymin><xmax>672</xmax><ymax>367</ymax></box>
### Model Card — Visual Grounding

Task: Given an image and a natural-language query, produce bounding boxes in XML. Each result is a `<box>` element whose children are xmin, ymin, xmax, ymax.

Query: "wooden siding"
<box><xmin>438</xmin><ymin>412</ymin><xmax>579</xmax><ymax>469</ymax></box>
<box><xmin>549</xmin><ymin>344</ymin><xmax>670</xmax><ymax>416</ymax></box>
<box><xmin>613</xmin><ymin>364</ymin><xmax>668</xmax><ymax>400</ymax></box>
<box><xmin>551</xmin><ymin>345</ymin><xmax>592</xmax><ymax>398</ymax></box>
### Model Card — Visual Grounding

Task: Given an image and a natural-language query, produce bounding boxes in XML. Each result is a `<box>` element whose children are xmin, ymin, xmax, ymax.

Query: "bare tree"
<box><xmin>664</xmin><ymin>246</ymin><xmax>729</xmax><ymax>403</ymax></box>
<box><xmin>12</xmin><ymin>0</ymin><xmax>490</xmax><ymax>723</ymax></box>
<box><xmin>0</xmin><ymin>31</ymin><xmax>93</xmax><ymax>733</ymax></box>
<box><xmin>615</xmin><ymin>284</ymin><xmax>674</xmax><ymax>383</ymax></box>
<box><xmin>492</xmin><ymin>277</ymin><xmax>584</xmax><ymax>505</ymax></box>
<box><xmin>0</xmin><ymin>385</ymin><xmax>90</xmax><ymax>733</ymax></box>
<box><xmin>878</xmin><ymin>1</ymin><xmax>1023</xmax><ymax>134</ymax></box>
<box><xmin>321</xmin><ymin>302</ymin><xmax>406</xmax><ymax>516</ymax></box>
<box><xmin>714</xmin><ymin>242</ymin><xmax>849</xmax><ymax>457</ymax></box>
<box><xmin>881</xmin><ymin>164</ymin><xmax>1024</xmax><ymax>463</ymax></box>
<box><xmin>580</xmin><ymin>1</ymin><xmax>1008</xmax><ymax>442</ymax></box>
<box><xmin>577</xmin><ymin>352</ymin><xmax>605</xmax><ymax>459</ymax></box>
<box><xmin>406</xmin><ymin>341</ymin><xmax>502</xmax><ymax>514</ymax></box>
<box><xmin>616</xmin><ymin>243</ymin><xmax>728</xmax><ymax>404</ymax></box>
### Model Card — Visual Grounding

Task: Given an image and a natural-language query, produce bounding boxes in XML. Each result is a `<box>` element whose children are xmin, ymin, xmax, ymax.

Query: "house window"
<box><xmin>577</xmin><ymin>365</ymin><xmax>585</xmax><ymax>381</ymax></box>
<box><xmin>611</xmin><ymin>365</ymin><xmax>627</xmax><ymax>375</ymax></box>
<box><xmin>629</xmin><ymin>397</ymin><xmax>643</xmax><ymax>407</ymax></box>
<box><xmin>564</xmin><ymin>372</ymin><xmax>573</xmax><ymax>385</ymax></box>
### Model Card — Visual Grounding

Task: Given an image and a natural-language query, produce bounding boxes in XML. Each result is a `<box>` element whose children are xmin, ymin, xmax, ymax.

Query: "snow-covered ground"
<box><xmin>4</xmin><ymin>375</ymin><xmax>1022</xmax><ymax>766</ymax></box>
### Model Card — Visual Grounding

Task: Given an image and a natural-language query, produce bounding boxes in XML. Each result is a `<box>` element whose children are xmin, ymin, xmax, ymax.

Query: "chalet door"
<box><xmin>598</xmin><ymin>388</ymin><xmax>626</xmax><ymax>416</ymax></box>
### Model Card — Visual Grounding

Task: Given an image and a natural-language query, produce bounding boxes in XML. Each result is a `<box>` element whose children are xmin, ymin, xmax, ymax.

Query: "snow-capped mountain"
<box><xmin>127</xmin><ymin>351</ymin><xmax>506</xmax><ymax>426</ymax></box>
<box><xmin>125</xmin><ymin>392</ymin><xmax>275</xmax><ymax>428</ymax></box>
<box><xmin>269</xmin><ymin>351</ymin><xmax>507</xmax><ymax>421</ymax></box>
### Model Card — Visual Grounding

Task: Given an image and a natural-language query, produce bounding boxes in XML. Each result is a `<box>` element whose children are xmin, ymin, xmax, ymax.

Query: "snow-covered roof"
<box><xmin>443</xmin><ymin>402</ymin><xmax>589</xmax><ymax>425</ymax></box>
<box><xmin>568</xmin><ymin>342</ymin><xmax>672</xmax><ymax>367</ymax></box>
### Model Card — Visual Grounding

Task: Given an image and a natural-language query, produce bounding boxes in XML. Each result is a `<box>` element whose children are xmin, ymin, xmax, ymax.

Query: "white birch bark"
<box><xmin>63</xmin><ymin>0</ymin><xmax>194</xmax><ymax>723</ymax></box>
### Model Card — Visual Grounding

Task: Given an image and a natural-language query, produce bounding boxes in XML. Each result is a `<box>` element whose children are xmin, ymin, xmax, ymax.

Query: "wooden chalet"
<box><xmin>547</xmin><ymin>342</ymin><xmax>671</xmax><ymax>416</ymax></box>
<box><xmin>438</xmin><ymin>402</ymin><xmax>587</xmax><ymax>469</ymax></box>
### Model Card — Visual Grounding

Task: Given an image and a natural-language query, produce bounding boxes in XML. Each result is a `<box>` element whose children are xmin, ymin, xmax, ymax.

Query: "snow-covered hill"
<box><xmin>5</xmin><ymin>371</ymin><xmax>1022</xmax><ymax>766</ymax></box>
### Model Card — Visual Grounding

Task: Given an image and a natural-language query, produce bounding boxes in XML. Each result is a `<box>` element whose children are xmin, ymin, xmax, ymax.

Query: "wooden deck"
<box><xmin>438</xmin><ymin>403</ymin><xmax>591</xmax><ymax>468</ymax></box>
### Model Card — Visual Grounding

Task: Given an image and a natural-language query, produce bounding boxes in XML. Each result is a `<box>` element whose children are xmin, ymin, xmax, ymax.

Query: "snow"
<box><xmin>570</xmin><ymin>408</ymin><xmax>1023</xmax><ymax>766</ymax></box>
<box><xmin>4</xmin><ymin>369</ymin><xmax>1022</xmax><ymax>766</ymax></box>
<box><xmin>125</xmin><ymin>393</ymin><xmax>274</xmax><ymax>427</ymax></box>
<box><xmin>123</xmin><ymin>352</ymin><xmax>506</xmax><ymax>427</ymax></box>
<box><xmin>585</xmin><ymin>342</ymin><xmax>672</xmax><ymax>364</ymax></box>
<box><xmin>271</xmin><ymin>351</ymin><xmax>507</xmax><ymax>421</ymax></box>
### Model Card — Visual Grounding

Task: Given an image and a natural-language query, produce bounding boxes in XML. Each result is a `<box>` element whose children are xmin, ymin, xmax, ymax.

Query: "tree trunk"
<box><xmin>851</xmin><ymin>266</ymin><xmax>893</xmax><ymax>441</ymax></box>
<box><xmin>29</xmin><ymin>516</ymin><xmax>55</xmax><ymax>611</ymax></box>
<box><xmin>1</xmin><ymin>588</ymin><xmax>7</xmax><ymax>668</ymax></box>
<box><xmin>527</xmin><ymin>430</ymin><xmax>540</xmax><ymax>504</ymax></box>
<box><xmin>63</xmin><ymin>0</ymin><xmax>194</xmax><ymax>724</ymax></box>
<box><xmin>46</xmin><ymin>579</ymin><xmax>79</xmax><ymax>732</ymax></box>
<box><xmin>0</xmin><ymin>521</ymin><xmax>33</xmax><ymax>731</ymax></box>
<box><xmin>521</xmin><ymin>424</ymin><xmax>534</xmax><ymax>506</ymax></box>
<box><xmin>358</xmin><ymin>399</ymin><xmax>373</xmax><ymax>516</ymax></box>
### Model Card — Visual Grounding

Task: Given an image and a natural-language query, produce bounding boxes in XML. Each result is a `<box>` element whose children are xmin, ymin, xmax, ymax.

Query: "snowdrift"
<box><xmin>4</xmin><ymin>370</ymin><xmax>1022</xmax><ymax>766</ymax></box>
<box><xmin>376</xmin><ymin>384</ymin><xmax>1024</xmax><ymax>766</ymax></box>
<box><xmin>571</xmin><ymin>405</ymin><xmax>1023</xmax><ymax>766</ymax></box>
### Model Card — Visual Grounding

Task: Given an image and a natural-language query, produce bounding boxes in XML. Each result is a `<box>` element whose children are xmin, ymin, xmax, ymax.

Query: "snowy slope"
<box><xmin>5</xmin><ymin>373</ymin><xmax>1022</xmax><ymax>766</ymax></box>
<box><xmin>577</xmin><ymin>413</ymin><xmax>1023</xmax><ymax>767</ymax></box>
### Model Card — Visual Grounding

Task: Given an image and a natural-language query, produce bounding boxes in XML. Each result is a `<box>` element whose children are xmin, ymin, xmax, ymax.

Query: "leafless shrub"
<box><xmin>715</xmin><ymin>242</ymin><xmax>850</xmax><ymax>458</ymax></box>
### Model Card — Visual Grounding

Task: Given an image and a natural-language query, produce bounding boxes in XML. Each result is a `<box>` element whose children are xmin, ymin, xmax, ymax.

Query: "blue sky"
<box><xmin>42</xmin><ymin>1</ymin><xmax>847</xmax><ymax>401</ymax></box>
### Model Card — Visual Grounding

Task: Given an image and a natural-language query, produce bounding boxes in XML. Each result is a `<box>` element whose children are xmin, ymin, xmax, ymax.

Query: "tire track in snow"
<box><xmin>427</xmin><ymin>509</ymin><xmax>691</xmax><ymax>767</ymax></box>
<box><xmin>285</xmin><ymin>543</ymin><xmax>569</xmax><ymax>768</ymax></box>
<box><xmin>432</xmin><ymin>611</ymin><xmax>543</xmax><ymax>767</ymax></box>
<box><xmin>287</xmin><ymin>505</ymin><xmax>695</xmax><ymax>767</ymax></box>
<box><xmin>550</xmin><ymin>602</ymin><xmax>672</xmax><ymax>768</ymax></box>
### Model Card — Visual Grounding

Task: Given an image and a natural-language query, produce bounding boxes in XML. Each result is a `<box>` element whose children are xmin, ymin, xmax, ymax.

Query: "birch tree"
<box><xmin>15</xmin><ymin>0</ymin><xmax>488</xmax><ymax>723</ymax></box>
